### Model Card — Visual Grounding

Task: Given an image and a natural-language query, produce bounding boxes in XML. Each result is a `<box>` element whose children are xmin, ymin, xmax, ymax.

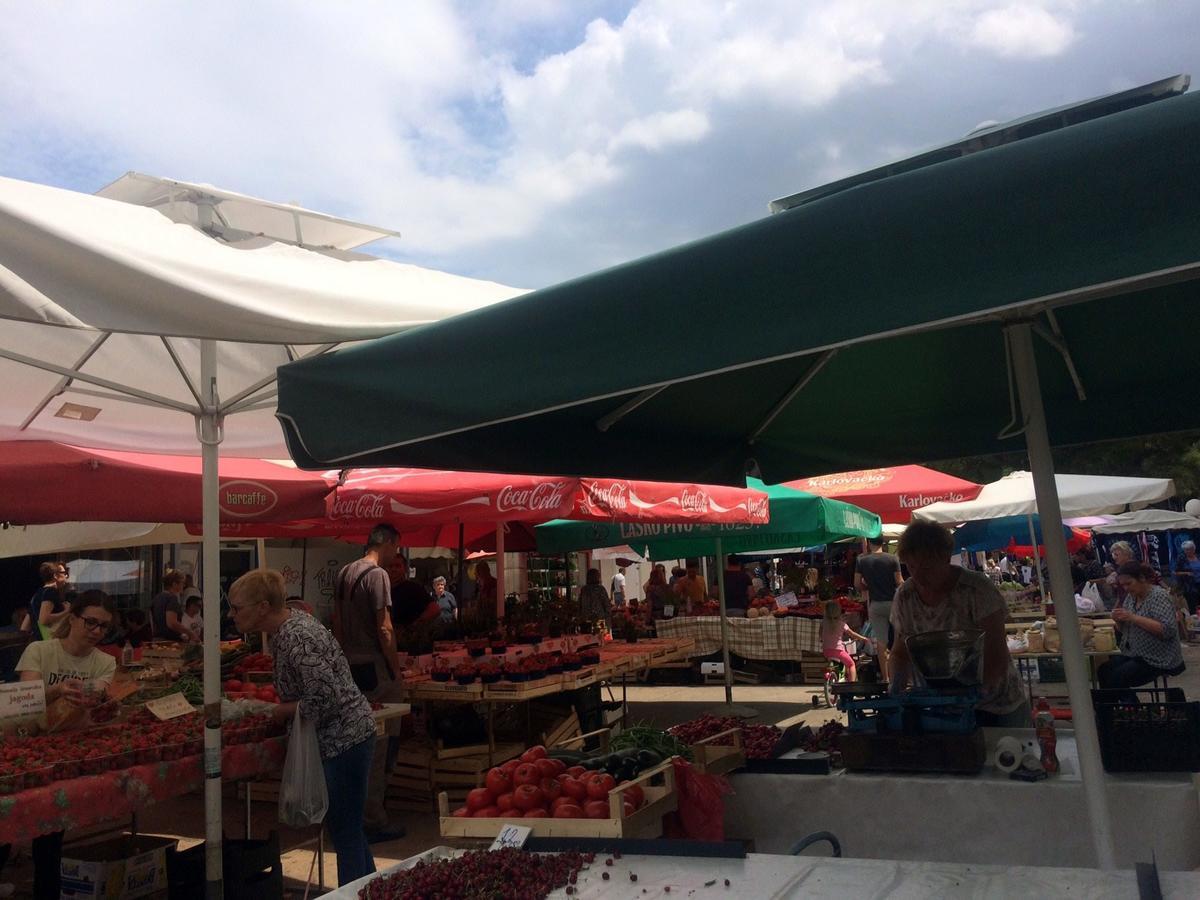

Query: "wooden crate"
<box><xmin>689</xmin><ymin>727</ymin><xmax>746</xmax><ymax>776</ymax></box>
<box><xmin>482</xmin><ymin>674</ymin><xmax>563</xmax><ymax>700</ymax></box>
<box><xmin>542</xmin><ymin>710</ymin><xmax>581</xmax><ymax>749</ymax></box>
<box><xmin>438</xmin><ymin>759</ymin><xmax>676</xmax><ymax>840</ymax></box>
<box><xmin>407</xmin><ymin>679</ymin><xmax>485</xmax><ymax>701</ymax></box>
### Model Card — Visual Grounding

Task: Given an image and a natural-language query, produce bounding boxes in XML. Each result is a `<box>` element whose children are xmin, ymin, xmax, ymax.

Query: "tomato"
<box><xmin>472</xmin><ymin>805</ymin><xmax>502</xmax><ymax>818</ymax></box>
<box><xmin>256</xmin><ymin>688</ymin><xmax>276</xmax><ymax>702</ymax></box>
<box><xmin>520</xmin><ymin>745</ymin><xmax>548</xmax><ymax>763</ymax></box>
<box><xmin>495</xmin><ymin>792</ymin><xmax>515</xmax><ymax>811</ymax></box>
<box><xmin>622</xmin><ymin>798</ymin><xmax>637</xmax><ymax>818</ymax></box>
<box><xmin>512</xmin><ymin>763</ymin><xmax>541</xmax><ymax>788</ymax></box>
<box><xmin>223</xmin><ymin>680</ymin><xmax>243</xmax><ymax>692</ymax></box>
<box><xmin>621</xmin><ymin>783</ymin><xmax>645</xmax><ymax>809</ymax></box>
<box><xmin>466</xmin><ymin>787</ymin><xmax>494</xmax><ymax>812</ymax></box>
<box><xmin>533</xmin><ymin>758</ymin><xmax>559</xmax><ymax>779</ymax></box>
<box><xmin>560</xmin><ymin>777</ymin><xmax>588</xmax><ymax>802</ymax></box>
<box><xmin>551</xmin><ymin>795</ymin><xmax>576</xmax><ymax>811</ymax></box>
<box><xmin>585</xmin><ymin>773</ymin><xmax>616</xmax><ymax>800</ymax></box>
<box><xmin>555</xmin><ymin>772</ymin><xmax>574</xmax><ymax>784</ymax></box>
<box><xmin>451</xmin><ymin>806</ymin><xmax>471</xmax><ymax>818</ymax></box>
<box><xmin>566</xmin><ymin>765</ymin><xmax>587</xmax><ymax>778</ymax></box>
<box><xmin>539</xmin><ymin>777</ymin><xmax>562</xmax><ymax>804</ymax></box>
<box><xmin>522</xmin><ymin>808</ymin><xmax>549</xmax><ymax>818</ymax></box>
<box><xmin>512</xmin><ymin>783</ymin><xmax>545</xmax><ymax>812</ymax></box>
<box><xmin>500</xmin><ymin>759</ymin><xmax>521</xmax><ymax>776</ymax></box>
<box><xmin>545</xmin><ymin>758</ymin><xmax>567</xmax><ymax>777</ymax></box>
<box><xmin>584</xmin><ymin>799</ymin><xmax>610</xmax><ymax>819</ymax></box>
<box><xmin>485</xmin><ymin>767</ymin><xmax>513</xmax><ymax>796</ymax></box>
<box><xmin>553</xmin><ymin>804</ymin><xmax>584</xmax><ymax>818</ymax></box>
<box><xmin>501</xmin><ymin>809</ymin><xmax>523</xmax><ymax>818</ymax></box>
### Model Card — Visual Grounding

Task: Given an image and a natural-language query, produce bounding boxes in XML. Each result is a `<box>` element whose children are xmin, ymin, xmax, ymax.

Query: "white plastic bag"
<box><xmin>279</xmin><ymin>707</ymin><xmax>328</xmax><ymax>827</ymax></box>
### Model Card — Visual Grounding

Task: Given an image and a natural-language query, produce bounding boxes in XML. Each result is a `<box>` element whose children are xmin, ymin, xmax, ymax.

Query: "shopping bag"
<box><xmin>278</xmin><ymin>707</ymin><xmax>328</xmax><ymax>827</ymax></box>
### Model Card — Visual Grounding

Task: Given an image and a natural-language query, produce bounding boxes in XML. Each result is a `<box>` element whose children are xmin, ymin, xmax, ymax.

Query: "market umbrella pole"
<box><xmin>457</xmin><ymin>523</ymin><xmax>465</xmax><ymax>605</ymax></box>
<box><xmin>1026</xmin><ymin>514</ymin><xmax>1048</xmax><ymax>604</ymax></box>
<box><xmin>199</xmin><ymin>340</ymin><xmax>225</xmax><ymax>898</ymax></box>
<box><xmin>496</xmin><ymin>524</ymin><xmax>506</xmax><ymax>620</ymax></box>
<box><xmin>1009</xmin><ymin>323</ymin><xmax>1115</xmax><ymax>869</ymax></box>
<box><xmin>707</xmin><ymin>537</ymin><xmax>756</xmax><ymax>718</ymax></box>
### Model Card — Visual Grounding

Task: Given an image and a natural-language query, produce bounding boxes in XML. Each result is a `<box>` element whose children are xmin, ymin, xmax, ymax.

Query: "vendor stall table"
<box><xmin>0</xmin><ymin>738</ymin><xmax>286</xmax><ymax>845</ymax></box>
<box><xmin>724</xmin><ymin>729</ymin><xmax>1200</xmax><ymax>871</ymax></box>
<box><xmin>656</xmin><ymin>615</ymin><xmax>820</xmax><ymax>661</ymax></box>
<box><xmin>1012</xmin><ymin>649</ymin><xmax>1111</xmax><ymax>704</ymax></box>
<box><xmin>323</xmin><ymin>846</ymin><xmax>1200</xmax><ymax>898</ymax></box>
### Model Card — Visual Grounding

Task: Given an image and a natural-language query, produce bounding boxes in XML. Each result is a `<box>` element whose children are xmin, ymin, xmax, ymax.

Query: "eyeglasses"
<box><xmin>56</xmin><ymin>569</ymin><xmax>69</xmax><ymax>578</ymax></box>
<box><xmin>77</xmin><ymin>615</ymin><xmax>109</xmax><ymax>633</ymax></box>
<box><xmin>229</xmin><ymin>600</ymin><xmax>261</xmax><ymax>614</ymax></box>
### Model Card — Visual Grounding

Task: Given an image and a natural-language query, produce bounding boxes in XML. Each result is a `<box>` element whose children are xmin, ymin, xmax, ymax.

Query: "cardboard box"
<box><xmin>60</xmin><ymin>834</ymin><xmax>176</xmax><ymax>899</ymax></box>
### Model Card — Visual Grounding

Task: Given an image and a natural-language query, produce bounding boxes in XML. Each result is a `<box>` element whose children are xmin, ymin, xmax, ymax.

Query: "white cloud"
<box><xmin>609</xmin><ymin>109</ymin><xmax>710</xmax><ymax>153</ymax></box>
<box><xmin>969</xmin><ymin>4</ymin><xmax>1077</xmax><ymax>58</ymax></box>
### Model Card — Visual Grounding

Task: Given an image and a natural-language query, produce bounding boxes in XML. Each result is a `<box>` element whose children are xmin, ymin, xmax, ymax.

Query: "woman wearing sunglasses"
<box><xmin>4</xmin><ymin>590</ymin><xmax>116</xmax><ymax>896</ymax></box>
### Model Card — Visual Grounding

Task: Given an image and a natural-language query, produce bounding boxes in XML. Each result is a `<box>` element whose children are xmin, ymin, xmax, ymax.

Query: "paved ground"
<box><xmin>5</xmin><ymin>644</ymin><xmax>1198</xmax><ymax>896</ymax></box>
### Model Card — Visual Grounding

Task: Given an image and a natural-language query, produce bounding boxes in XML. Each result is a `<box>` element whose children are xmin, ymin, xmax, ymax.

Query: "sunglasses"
<box><xmin>77</xmin><ymin>615</ymin><xmax>109</xmax><ymax>633</ymax></box>
<box><xmin>56</xmin><ymin>568</ymin><xmax>69</xmax><ymax>577</ymax></box>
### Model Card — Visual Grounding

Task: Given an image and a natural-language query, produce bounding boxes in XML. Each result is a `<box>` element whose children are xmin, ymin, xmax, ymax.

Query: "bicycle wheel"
<box><xmin>823</xmin><ymin>672</ymin><xmax>835</xmax><ymax>709</ymax></box>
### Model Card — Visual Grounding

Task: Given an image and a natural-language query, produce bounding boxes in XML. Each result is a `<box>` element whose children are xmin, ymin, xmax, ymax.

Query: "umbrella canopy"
<box><xmin>1091</xmin><ymin>508</ymin><xmax>1200</xmax><ymax>534</ymax></box>
<box><xmin>915</xmin><ymin>471</ymin><xmax>1175</xmax><ymax>523</ymax></box>
<box><xmin>788</xmin><ymin>465</ymin><xmax>981</xmax><ymax>524</ymax></box>
<box><xmin>276</xmin><ymin>84</ymin><xmax>1200</xmax><ymax>483</ymax></box>
<box><xmin>0</xmin><ymin>441</ymin><xmax>333</xmax><ymax>524</ymax></box>
<box><xmin>326</xmin><ymin>468</ymin><xmax>769</xmax><ymax>531</ymax></box>
<box><xmin>953</xmin><ymin>515</ymin><xmax>1090</xmax><ymax>553</ymax></box>
<box><xmin>536</xmin><ymin>479</ymin><xmax>880</xmax><ymax>559</ymax></box>
<box><xmin>0</xmin><ymin>173</ymin><xmax>524</xmax><ymax>457</ymax></box>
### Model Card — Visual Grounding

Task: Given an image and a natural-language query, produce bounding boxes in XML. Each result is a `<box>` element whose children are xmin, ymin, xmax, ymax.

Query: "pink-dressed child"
<box><xmin>820</xmin><ymin>600</ymin><xmax>868</xmax><ymax>683</ymax></box>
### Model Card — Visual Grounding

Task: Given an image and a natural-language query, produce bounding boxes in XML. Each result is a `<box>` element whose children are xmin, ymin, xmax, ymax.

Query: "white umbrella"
<box><xmin>0</xmin><ymin>173</ymin><xmax>524</xmax><ymax>894</ymax></box>
<box><xmin>914</xmin><ymin>471</ymin><xmax>1175</xmax><ymax>522</ymax></box>
<box><xmin>1091</xmin><ymin>508</ymin><xmax>1200</xmax><ymax>534</ymax></box>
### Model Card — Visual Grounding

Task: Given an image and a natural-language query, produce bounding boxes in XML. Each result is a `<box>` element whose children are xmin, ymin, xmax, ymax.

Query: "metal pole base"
<box><xmin>705</xmin><ymin>702</ymin><xmax>758</xmax><ymax>719</ymax></box>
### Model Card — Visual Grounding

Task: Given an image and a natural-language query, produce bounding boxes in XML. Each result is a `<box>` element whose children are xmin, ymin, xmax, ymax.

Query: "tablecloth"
<box><xmin>724</xmin><ymin>731</ymin><xmax>1200</xmax><ymax>870</ymax></box>
<box><xmin>322</xmin><ymin>848</ymin><xmax>1200</xmax><ymax>899</ymax></box>
<box><xmin>0</xmin><ymin>737</ymin><xmax>286</xmax><ymax>844</ymax></box>
<box><xmin>656</xmin><ymin>615</ymin><xmax>821</xmax><ymax>660</ymax></box>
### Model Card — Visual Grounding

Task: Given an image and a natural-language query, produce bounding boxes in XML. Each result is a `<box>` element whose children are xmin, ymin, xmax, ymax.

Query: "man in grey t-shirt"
<box><xmin>855</xmin><ymin>539</ymin><xmax>903</xmax><ymax>680</ymax></box>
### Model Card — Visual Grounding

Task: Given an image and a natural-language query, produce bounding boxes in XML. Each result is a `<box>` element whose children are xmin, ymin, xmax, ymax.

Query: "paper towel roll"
<box><xmin>994</xmin><ymin>736</ymin><xmax>1023</xmax><ymax>773</ymax></box>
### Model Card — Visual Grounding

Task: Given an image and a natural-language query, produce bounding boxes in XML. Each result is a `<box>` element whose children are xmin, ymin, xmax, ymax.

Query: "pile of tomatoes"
<box><xmin>222</xmin><ymin>680</ymin><xmax>279</xmax><ymax>703</ymax></box>
<box><xmin>450</xmin><ymin>745</ymin><xmax>647</xmax><ymax>821</ymax></box>
<box><xmin>229</xmin><ymin>652</ymin><xmax>272</xmax><ymax>676</ymax></box>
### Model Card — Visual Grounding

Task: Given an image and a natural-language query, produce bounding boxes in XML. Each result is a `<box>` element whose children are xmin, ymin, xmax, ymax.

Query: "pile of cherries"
<box><xmin>357</xmin><ymin>848</ymin><xmax>589</xmax><ymax>900</ymax></box>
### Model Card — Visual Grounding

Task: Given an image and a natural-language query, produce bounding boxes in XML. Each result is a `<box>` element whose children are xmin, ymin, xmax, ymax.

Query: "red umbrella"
<box><xmin>787</xmin><ymin>465</ymin><xmax>982</xmax><ymax>524</ymax></box>
<box><xmin>0</xmin><ymin>441</ymin><xmax>333</xmax><ymax>524</ymax></box>
<box><xmin>1008</xmin><ymin>528</ymin><xmax>1093</xmax><ymax>557</ymax></box>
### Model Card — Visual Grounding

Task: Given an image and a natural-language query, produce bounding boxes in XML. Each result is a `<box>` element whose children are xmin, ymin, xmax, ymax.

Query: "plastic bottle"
<box><xmin>1034</xmin><ymin>697</ymin><xmax>1059</xmax><ymax>774</ymax></box>
<box><xmin>121</xmin><ymin>640</ymin><xmax>134</xmax><ymax>667</ymax></box>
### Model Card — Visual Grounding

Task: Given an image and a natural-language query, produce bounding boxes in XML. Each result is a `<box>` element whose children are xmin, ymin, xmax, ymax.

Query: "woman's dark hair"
<box><xmin>38</xmin><ymin>561</ymin><xmax>58</xmax><ymax>582</ymax></box>
<box><xmin>585</xmin><ymin>568</ymin><xmax>601</xmax><ymax>585</ymax></box>
<box><xmin>898</xmin><ymin>521</ymin><xmax>955</xmax><ymax>562</ymax></box>
<box><xmin>1117</xmin><ymin>561</ymin><xmax>1155</xmax><ymax>582</ymax></box>
<box><xmin>55</xmin><ymin>589</ymin><xmax>115</xmax><ymax>638</ymax></box>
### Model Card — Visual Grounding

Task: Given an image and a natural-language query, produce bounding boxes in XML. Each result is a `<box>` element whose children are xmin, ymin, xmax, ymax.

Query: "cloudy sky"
<box><xmin>1</xmin><ymin>1</ymin><xmax>1197</xmax><ymax>290</ymax></box>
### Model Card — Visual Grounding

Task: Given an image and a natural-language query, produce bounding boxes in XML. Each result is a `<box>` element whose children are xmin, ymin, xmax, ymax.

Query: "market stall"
<box><xmin>656</xmin><ymin>612</ymin><xmax>823</xmax><ymax>660</ymax></box>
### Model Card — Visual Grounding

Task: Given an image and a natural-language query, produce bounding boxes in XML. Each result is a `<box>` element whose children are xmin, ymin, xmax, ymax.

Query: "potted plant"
<box><xmin>430</xmin><ymin>661</ymin><xmax>453</xmax><ymax>682</ymax></box>
<box><xmin>453</xmin><ymin>663</ymin><xmax>478</xmax><ymax>685</ymax></box>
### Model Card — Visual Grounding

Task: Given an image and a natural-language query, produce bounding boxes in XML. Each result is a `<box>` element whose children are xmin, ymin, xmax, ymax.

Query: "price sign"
<box><xmin>0</xmin><ymin>681</ymin><xmax>46</xmax><ymax>721</ymax></box>
<box><xmin>489</xmin><ymin>824</ymin><xmax>531</xmax><ymax>851</ymax></box>
<box><xmin>776</xmin><ymin>592</ymin><xmax>799</xmax><ymax>609</ymax></box>
<box><xmin>146</xmin><ymin>692</ymin><xmax>198</xmax><ymax>721</ymax></box>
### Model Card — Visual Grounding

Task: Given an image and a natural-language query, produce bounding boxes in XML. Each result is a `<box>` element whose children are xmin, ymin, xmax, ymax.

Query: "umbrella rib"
<box><xmin>0</xmin><ymin>345</ymin><xmax>197</xmax><ymax>414</ymax></box>
<box><xmin>595</xmin><ymin>386</ymin><xmax>667</xmax><ymax>432</ymax></box>
<box><xmin>1034</xmin><ymin>312</ymin><xmax>1087</xmax><ymax>402</ymax></box>
<box><xmin>18</xmin><ymin>331</ymin><xmax>111</xmax><ymax>431</ymax></box>
<box><xmin>160</xmin><ymin>337</ymin><xmax>204</xmax><ymax>406</ymax></box>
<box><xmin>747</xmin><ymin>350</ymin><xmax>837</xmax><ymax>444</ymax></box>
<box><xmin>220</xmin><ymin>343</ymin><xmax>338</xmax><ymax>414</ymax></box>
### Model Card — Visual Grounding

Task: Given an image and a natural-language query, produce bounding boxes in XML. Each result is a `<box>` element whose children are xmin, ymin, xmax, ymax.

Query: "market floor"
<box><xmin>6</xmin><ymin>649</ymin><xmax>1198</xmax><ymax>896</ymax></box>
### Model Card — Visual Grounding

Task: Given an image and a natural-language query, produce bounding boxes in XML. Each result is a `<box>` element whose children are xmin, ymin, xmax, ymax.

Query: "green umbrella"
<box><xmin>276</xmin><ymin>79</ymin><xmax>1200</xmax><ymax>869</ymax></box>
<box><xmin>536</xmin><ymin>479</ymin><xmax>880</xmax><ymax>558</ymax></box>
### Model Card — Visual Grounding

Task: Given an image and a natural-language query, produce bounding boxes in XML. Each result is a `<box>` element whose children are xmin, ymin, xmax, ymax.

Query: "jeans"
<box><xmin>0</xmin><ymin>830</ymin><xmax>64</xmax><ymax>896</ymax></box>
<box><xmin>322</xmin><ymin>738</ymin><xmax>376</xmax><ymax>887</ymax></box>
<box><xmin>1098</xmin><ymin>654</ymin><xmax>1171</xmax><ymax>690</ymax></box>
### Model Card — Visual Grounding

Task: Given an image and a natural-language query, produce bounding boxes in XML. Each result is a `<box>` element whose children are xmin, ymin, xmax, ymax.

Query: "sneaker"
<box><xmin>365</xmin><ymin>825</ymin><xmax>406</xmax><ymax>844</ymax></box>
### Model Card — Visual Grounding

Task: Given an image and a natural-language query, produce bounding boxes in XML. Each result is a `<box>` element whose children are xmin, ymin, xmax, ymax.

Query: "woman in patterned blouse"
<box><xmin>1098</xmin><ymin>561</ymin><xmax>1185</xmax><ymax>690</ymax></box>
<box><xmin>229</xmin><ymin>569</ymin><xmax>378</xmax><ymax>887</ymax></box>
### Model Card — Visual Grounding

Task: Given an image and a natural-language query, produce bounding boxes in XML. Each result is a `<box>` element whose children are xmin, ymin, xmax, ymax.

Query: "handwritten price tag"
<box><xmin>489</xmin><ymin>824</ymin><xmax>531</xmax><ymax>851</ymax></box>
<box><xmin>146</xmin><ymin>692</ymin><xmax>198</xmax><ymax>721</ymax></box>
<box><xmin>0</xmin><ymin>681</ymin><xmax>46</xmax><ymax>721</ymax></box>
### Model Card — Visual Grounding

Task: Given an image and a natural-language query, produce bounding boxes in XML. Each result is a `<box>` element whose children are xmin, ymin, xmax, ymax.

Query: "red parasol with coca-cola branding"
<box><xmin>325</xmin><ymin>468</ymin><xmax>770</xmax><ymax>531</ymax></box>
<box><xmin>0</xmin><ymin>441</ymin><xmax>334</xmax><ymax>524</ymax></box>
<box><xmin>788</xmin><ymin>465</ymin><xmax>982</xmax><ymax>524</ymax></box>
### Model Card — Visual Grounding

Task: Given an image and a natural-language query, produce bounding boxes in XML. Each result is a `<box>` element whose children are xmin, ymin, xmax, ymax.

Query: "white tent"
<box><xmin>1091</xmin><ymin>508</ymin><xmax>1200</xmax><ymax>534</ymax></box>
<box><xmin>0</xmin><ymin>521</ymin><xmax>198</xmax><ymax>558</ymax></box>
<box><xmin>914</xmin><ymin>471</ymin><xmax>1175</xmax><ymax>523</ymax></box>
<box><xmin>0</xmin><ymin>172</ymin><xmax>524</xmax><ymax>894</ymax></box>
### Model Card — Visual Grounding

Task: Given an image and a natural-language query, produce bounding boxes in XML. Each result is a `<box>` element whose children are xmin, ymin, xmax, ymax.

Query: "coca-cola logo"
<box><xmin>746</xmin><ymin>497</ymin><xmax>770</xmax><ymax>522</ymax></box>
<box><xmin>220</xmin><ymin>480</ymin><xmax>279</xmax><ymax>518</ymax></box>
<box><xmin>330</xmin><ymin>491</ymin><xmax>388</xmax><ymax>521</ymax></box>
<box><xmin>585</xmin><ymin>481</ymin><xmax>630</xmax><ymax>512</ymax></box>
<box><xmin>496</xmin><ymin>482</ymin><xmax>571</xmax><ymax>514</ymax></box>
<box><xmin>679</xmin><ymin>488</ymin><xmax>709</xmax><ymax>513</ymax></box>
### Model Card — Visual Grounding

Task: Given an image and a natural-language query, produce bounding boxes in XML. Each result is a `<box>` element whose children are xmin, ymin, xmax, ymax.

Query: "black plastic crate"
<box><xmin>1091</xmin><ymin>688</ymin><xmax>1200</xmax><ymax>773</ymax></box>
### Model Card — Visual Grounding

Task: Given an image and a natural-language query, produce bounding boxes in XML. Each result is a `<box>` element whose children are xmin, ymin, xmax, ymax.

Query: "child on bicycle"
<box><xmin>821</xmin><ymin>600</ymin><xmax>868</xmax><ymax>683</ymax></box>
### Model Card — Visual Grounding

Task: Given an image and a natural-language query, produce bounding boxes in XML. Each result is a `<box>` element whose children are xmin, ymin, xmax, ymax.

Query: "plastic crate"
<box><xmin>1091</xmin><ymin>688</ymin><xmax>1200</xmax><ymax>773</ymax></box>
